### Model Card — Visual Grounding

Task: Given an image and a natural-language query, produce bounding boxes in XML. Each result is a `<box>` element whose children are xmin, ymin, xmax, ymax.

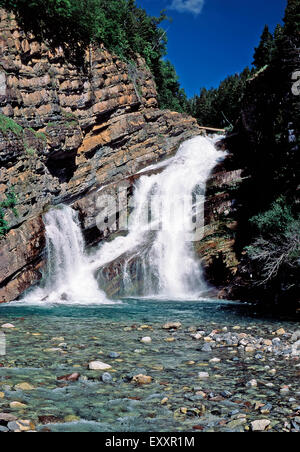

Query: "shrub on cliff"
<box><xmin>0</xmin><ymin>187</ymin><xmax>18</xmax><ymax>237</ymax></box>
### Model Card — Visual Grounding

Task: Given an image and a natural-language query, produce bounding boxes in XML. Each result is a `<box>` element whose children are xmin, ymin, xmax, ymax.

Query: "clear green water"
<box><xmin>0</xmin><ymin>299</ymin><xmax>299</xmax><ymax>432</ymax></box>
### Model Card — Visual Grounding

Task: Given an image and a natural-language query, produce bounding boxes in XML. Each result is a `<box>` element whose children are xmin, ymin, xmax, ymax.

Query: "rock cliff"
<box><xmin>0</xmin><ymin>8</ymin><xmax>241</xmax><ymax>302</ymax></box>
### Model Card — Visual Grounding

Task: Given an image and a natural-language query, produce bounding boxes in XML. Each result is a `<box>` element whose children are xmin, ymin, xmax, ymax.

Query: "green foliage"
<box><xmin>252</xmin><ymin>25</ymin><xmax>274</xmax><ymax>70</ymax></box>
<box><xmin>0</xmin><ymin>0</ymin><xmax>186</xmax><ymax>111</ymax></box>
<box><xmin>156</xmin><ymin>60</ymin><xmax>189</xmax><ymax>112</ymax></box>
<box><xmin>0</xmin><ymin>114</ymin><xmax>23</xmax><ymax>136</ymax></box>
<box><xmin>0</xmin><ymin>207</ymin><xmax>8</xmax><ymax>237</ymax></box>
<box><xmin>0</xmin><ymin>187</ymin><xmax>18</xmax><ymax>237</ymax></box>
<box><xmin>249</xmin><ymin>197</ymin><xmax>295</xmax><ymax>235</ymax></box>
<box><xmin>188</xmin><ymin>67</ymin><xmax>254</xmax><ymax>128</ymax></box>
<box><xmin>246</xmin><ymin>217</ymin><xmax>300</xmax><ymax>288</ymax></box>
<box><xmin>231</xmin><ymin>0</ymin><xmax>300</xmax><ymax>303</ymax></box>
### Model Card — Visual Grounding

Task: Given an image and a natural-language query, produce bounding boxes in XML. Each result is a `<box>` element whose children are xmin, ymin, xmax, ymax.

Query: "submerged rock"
<box><xmin>163</xmin><ymin>322</ymin><xmax>182</xmax><ymax>330</ymax></box>
<box><xmin>140</xmin><ymin>337</ymin><xmax>152</xmax><ymax>344</ymax></box>
<box><xmin>89</xmin><ymin>361</ymin><xmax>112</xmax><ymax>371</ymax></box>
<box><xmin>57</xmin><ymin>373</ymin><xmax>81</xmax><ymax>382</ymax></box>
<box><xmin>102</xmin><ymin>373</ymin><xmax>113</xmax><ymax>383</ymax></box>
<box><xmin>131</xmin><ymin>374</ymin><xmax>153</xmax><ymax>385</ymax></box>
<box><xmin>198</xmin><ymin>372</ymin><xmax>210</xmax><ymax>380</ymax></box>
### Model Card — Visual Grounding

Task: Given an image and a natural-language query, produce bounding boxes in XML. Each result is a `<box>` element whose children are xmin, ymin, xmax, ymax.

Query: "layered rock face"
<box><xmin>0</xmin><ymin>8</ymin><xmax>243</xmax><ymax>303</ymax></box>
<box><xmin>0</xmin><ymin>8</ymin><xmax>203</xmax><ymax>302</ymax></box>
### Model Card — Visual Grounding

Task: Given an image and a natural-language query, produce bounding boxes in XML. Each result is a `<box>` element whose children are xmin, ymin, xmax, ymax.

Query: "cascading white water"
<box><xmin>94</xmin><ymin>135</ymin><xmax>226</xmax><ymax>299</ymax></box>
<box><xmin>22</xmin><ymin>206</ymin><xmax>110</xmax><ymax>304</ymax></box>
<box><xmin>21</xmin><ymin>135</ymin><xmax>225</xmax><ymax>304</ymax></box>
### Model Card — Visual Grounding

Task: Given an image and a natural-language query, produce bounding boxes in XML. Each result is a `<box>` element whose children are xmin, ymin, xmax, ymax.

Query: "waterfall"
<box><xmin>21</xmin><ymin>135</ymin><xmax>225</xmax><ymax>304</ymax></box>
<box><xmin>94</xmin><ymin>135</ymin><xmax>226</xmax><ymax>299</ymax></box>
<box><xmin>22</xmin><ymin>206</ymin><xmax>110</xmax><ymax>304</ymax></box>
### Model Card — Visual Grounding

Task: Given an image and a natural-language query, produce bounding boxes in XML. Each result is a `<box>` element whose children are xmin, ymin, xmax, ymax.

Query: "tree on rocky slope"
<box><xmin>253</xmin><ymin>25</ymin><xmax>274</xmax><ymax>69</ymax></box>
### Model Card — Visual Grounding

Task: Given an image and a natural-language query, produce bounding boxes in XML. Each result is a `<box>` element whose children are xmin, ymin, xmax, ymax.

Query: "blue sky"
<box><xmin>136</xmin><ymin>0</ymin><xmax>287</xmax><ymax>97</ymax></box>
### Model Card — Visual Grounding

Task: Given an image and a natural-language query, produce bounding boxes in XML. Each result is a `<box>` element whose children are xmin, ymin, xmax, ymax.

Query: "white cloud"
<box><xmin>169</xmin><ymin>0</ymin><xmax>205</xmax><ymax>15</ymax></box>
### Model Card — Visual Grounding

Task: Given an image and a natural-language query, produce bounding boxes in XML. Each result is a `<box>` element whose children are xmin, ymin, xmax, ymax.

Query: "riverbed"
<box><xmin>0</xmin><ymin>298</ymin><xmax>299</xmax><ymax>432</ymax></box>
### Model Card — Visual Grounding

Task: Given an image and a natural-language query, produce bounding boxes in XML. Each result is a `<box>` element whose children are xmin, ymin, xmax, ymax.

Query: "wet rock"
<box><xmin>108</xmin><ymin>352</ymin><xmax>120</xmax><ymax>359</ymax></box>
<box><xmin>198</xmin><ymin>372</ymin><xmax>210</xmax><ymax>380</ymax></box>
<box><xmin>291</xmin><ymin>331</ymin><xmax>300</xmax><ymax>343</ymax></box>
<box><xmin>0</xmin><ymin>413</ymin><xmax>18</xmax><ymax>422</ymax></box>
<box><xmin>9</xmin><ymin>401</ymin><xmax>27</xmax><ymax>409</ymax></box>
<box><xmin>14</xmin><ymin>382</ymin><xmax>35</xmax><ymax>391</ymax></box>
<box><xmin>64</xmin><ymin>415</ymin><xmax>80</xmax><ymax>423</ymax></box>
<box><xmin>260</xmin><ymin>403</ymin><xmax>272</xmax><ymax>414</ymax></box>
<box><xmin>251</xmin><ymin>419</ymin><xmax>270</xmax><ymax>431</ymax></box>
<box><xmin>280</xmin><ymin>386</ymin><xmax>290</xmax><ymax>395</ymax></box>
<box><xmin>163</xmin><ymin>322</ymin><xmax>182</xmax><ymax>330</ymax></box>
<box><xmin>132</xmin><ymin>374</ymin><xmax>153</xmax><ymax>385</ymax></box>
<box><xmin>7</xmin><ymin>419</ymin><xmax>35</xmax><ymax>432</ymax></box>
<box><xmin>221</xmin><ymin>390</ymin><xmax>232</xmax><ymax>398</ymax></box>
<box><xmin>209</xmin><ymin>358</ymin><xmax>221</xmax><ymax>364</ymax></box>
<box><xmin>245</xmin><ymin>346</ymin><xmax>255</xmax><ymax>353</ymax></box>
<box><xmin>291</xmin><ymin>340</ymin><xmax>300</xmax><ymax>356</ymax></box>
<box><xmin>201</xmin><ymin>344</ymin><xmax>212</xmax><ymax>352</ymax></box>
<box><xmin>102</xmin><ymin>372</ymin><xmax>113</xmax><ymax>383</ymax></box>
<box><xmin>191</xmin><ymin>333</ymin><xmax>203</xmax><ymax>340</ymax></box>
<box><xmin>275</xmin><ymin>328</ymin><xmax>286</xmax><ymax>336</ymax></box>
<box><xmin>38</xmin><ymin>415</ymin><xmax>64</xmax><ymax>425</ymax></box>
<box><xmin>227</xmin><ymin>418</ymin><xmax>247</xmax><ymax>429</ymax></box>
<box><xmin>246</xmin><ymin>379</ymin><xmax>258</xmax><ymax>388</ymax></box>
<box><xmin>141</xmin><ymin>336</ymin><xmax>152</xmax><ymax>344</ymax></box>
<box><xmin>57</xmin><ymin>372</ymin><xmax>80</xmax><ymax>382</ymax></box>
<box><xmin>89</xmin><ymin>361</ymin><xmax>112</xmax><ymax>371</ymax></box>
<box><xmin>1</xmin><ymin>323</ymin><xmax>15</xmax><ymax>329</ymax></box>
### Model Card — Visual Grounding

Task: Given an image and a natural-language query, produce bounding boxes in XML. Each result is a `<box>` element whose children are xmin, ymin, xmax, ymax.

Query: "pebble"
<box><xmin>291</xmin><ymin>330</ymin><xmax>300</xmax><ymax>342</ymax></box>
<box><xmin>209</xmin><ymin>358</ymin><xmax>221</xmax><ymax>364</ymax></box>
<box><xmin>246</xmin><ymin>379</ymin><xmax>258</xmax><ymax>388</ymax></box>
<box><xmin>191</xmin><ymin>333</ymin><xmax>203</xmax><ymax>340</ymax></box>
<box><xmin>108</xmin><ymin>352</ymin><xmax>120</xmax><ymax>359</ymax></box>
<box><xmin>280</xmin><ymin>386</ymin><xmax>290</xmax><ymax>395</ymax></box>
<box><xmin>141</xmin><ymin>336</ymin><xmax>152</xmax><ymax>344</ymax></box>
<box><xmin>251</xmin><ymin>419</ymin><xmax>271</xmax><ymax>431</ymax></box>
<box><xmin>245</xmin><ymin>346</ymin><xmax>255</xmax><ymax>353</ymax></box>
<box><xmin>102</xmin><ymin>372</ymin><xmax>113</xmax><ymax>383</ymax></box>
<box><xmin>227</xmin><ymin>418</ymin><xmax>247</xmax><ymax>429</ymax></box>
<box><xmin>276</xmin><ymin>328</ymin><xmax>286</xmax><ymax>336</ymax></box>
<box><xmin>88</xmin><ymin>361</ymin><xmax>112</xmax><ymax>371</ymax></box>
<box><xmin>131</xmin><ymin>374</ymin><xmax>153</xmax><ymax>385</ymax></box>
<box><xmin>163</xmin><ymin>322</ymin><xmax>182</xmax><ymax>330</ymax></box>
<box><xmin>201</xmin><ymin>344</ymin><xmax>212</xmax><ymax>352</ymax></box>
<box><xmin>57</xmin><ymin>373</ymin><xmax>80</xmax><ymax>382</ymax></box>
<box><xmin>7</xmin><ymin>420</ymin><xmax>34</xmax><ymax>432</ymax></box>
<box><xmin>1</xmin><ymin>323</ymin><xmax>15</xmax><ymax>329</ymax></box>
<box><xmin>9</xmin><ymin>401</ymin><xmax>27</xmax><ymax>409</ymax></box>
<box><xmin>0</xmin><ymin>413</ymin><xmax>17</xmax><ymax>422</ymax></box>
<box><xmin>198</xmin><ymin>372</ymin><xmax>210</xmax><ymax>380</ymax></box>
<box><xmin>64</xmin><ymin>415</ymin><xmax>80</xmax><ymax>423</ymax></box>
<box><xmin>14</xmin><ymin>382</ymin><xmax>35</xmax><ymax>391</ymax></box>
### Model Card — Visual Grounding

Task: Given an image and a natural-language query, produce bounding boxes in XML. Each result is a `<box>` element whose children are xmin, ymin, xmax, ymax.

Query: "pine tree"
<box><xmin>283</xmin><ymin>0</ymin><xmax>300</xmax><ymax>38</ymax></box>
<box><xmin>253</xmin><ymin>25</ymin><xmax>274</xmax><ymax>69</ymax></box>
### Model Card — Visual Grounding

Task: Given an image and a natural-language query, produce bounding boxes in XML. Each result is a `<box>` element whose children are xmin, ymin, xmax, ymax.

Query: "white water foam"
<box><xmin>93</xmin><ymin>135</ymin><xmax>226</xmax><ymax>299</ymax></box>
<box><xmin>21</xmin><ymin>206</ymin><xmax>111</xmax><ymax>305</ymax></box>
<box><xmin>19</xmin><ymin>134</ymin><xmax>226</xmax><ymax>304</ymax></box>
